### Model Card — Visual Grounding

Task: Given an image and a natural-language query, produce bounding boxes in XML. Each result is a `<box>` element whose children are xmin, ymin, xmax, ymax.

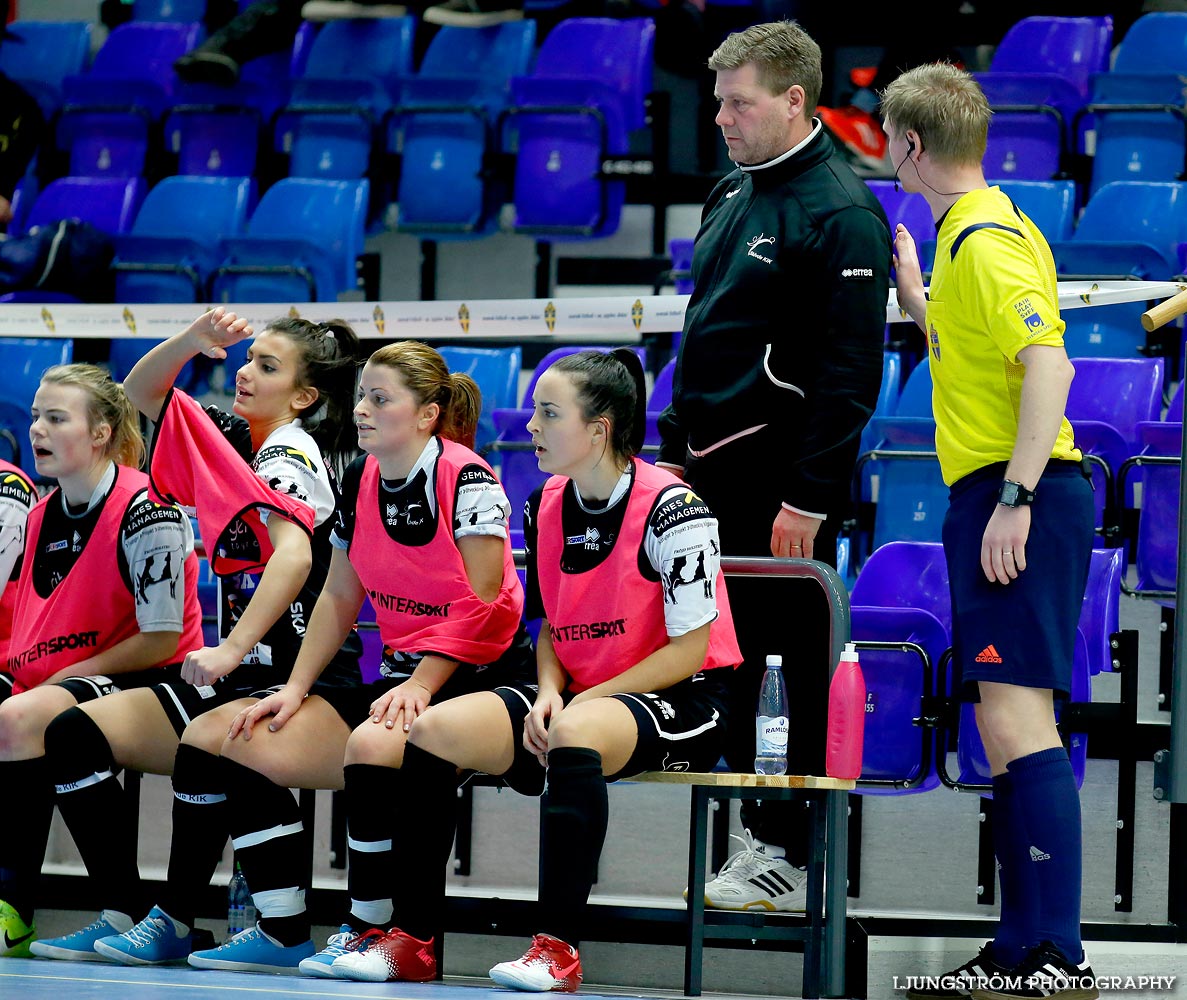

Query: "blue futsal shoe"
<box><xmin>298</xmin><ymin>924</ymin><xmax>357</xmax><ymax>978</ymax></box>
<box><xmin>188</xmin><ymin>925</ymin><xmax>314</xmax><ymax>973</ymax></box>
<box><xmin>29</xmin><ymin>909</ymin><xmax>133</xmax><ymax>961</ymax></box>
<box><xmin>93</xmin><ymin>906</ymin><xmax>191</xmax><ymax>965</ymax></box>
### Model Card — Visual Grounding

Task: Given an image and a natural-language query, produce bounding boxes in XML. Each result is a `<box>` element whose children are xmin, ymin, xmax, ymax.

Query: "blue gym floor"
<box><xmin>0</xmin><ymin>958</ymin><xmax>688</xmax><ymax>1000</ymax></box>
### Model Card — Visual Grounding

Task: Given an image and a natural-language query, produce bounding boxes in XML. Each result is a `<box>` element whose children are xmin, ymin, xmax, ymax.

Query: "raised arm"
<box><xmin>124</xmin><ymin>308</ymin><xmax>252</xmax><ymax>421</ymax></box>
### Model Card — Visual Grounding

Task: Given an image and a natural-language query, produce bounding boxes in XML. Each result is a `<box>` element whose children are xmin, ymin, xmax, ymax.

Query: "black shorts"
<box><xmin>152</xmin><ymin>663</ymin><xmax>290</xmax><ymax>736</ymax></box>
<box><xmin>0</xmin><ymin>665</ymin><xmax>181</xmax><ymax>706</ymax></box>
<box><xmin>313</xmin><ymin>625</ymin><xmax>538</xmax><ymax>730</ymax></box>
<box><xmin>943</xmin><ymin>459</ymin><xmax>1094</xmax><ymax>701</ymax></box>
<box><xmin>493</xmin><ymin>667</ymin><xmax>732</xmax><ymax>796</ymax></box>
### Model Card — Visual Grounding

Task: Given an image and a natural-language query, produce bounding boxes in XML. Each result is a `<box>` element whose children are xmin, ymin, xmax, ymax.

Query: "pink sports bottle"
<box><xmin>825</xmin><ymin>642</ymin><xmax>866</xmax><ymax>780</ymax></box>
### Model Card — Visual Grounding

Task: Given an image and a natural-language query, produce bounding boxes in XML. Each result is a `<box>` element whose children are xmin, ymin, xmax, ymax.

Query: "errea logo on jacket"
<box><xmin>841</xmin><ymin>267</ymin><xmax>874</xmax><ymax>278</ymax></box>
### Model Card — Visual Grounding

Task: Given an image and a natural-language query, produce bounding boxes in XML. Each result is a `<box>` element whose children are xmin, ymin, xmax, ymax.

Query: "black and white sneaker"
<box><xmin>972</xmin><ymin>941</ymin><xmax>1099</xmax><ymax>1000</ymax></box>
<box><xmin>905</xmin><ymin>942</ymin><xmax>1010</xmax><ymax>999</ymax></box>
<box><xmin>422</xmin><ymin>0</ymin><xmax>524</xmax><ymax>27</ymax></box>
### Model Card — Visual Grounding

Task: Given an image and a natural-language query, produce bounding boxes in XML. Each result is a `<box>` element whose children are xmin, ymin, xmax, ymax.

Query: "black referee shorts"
<box><xmin>943</xmin><ymin>459</ymin><xmax>1094</xmax><ymax>701</ymax></box>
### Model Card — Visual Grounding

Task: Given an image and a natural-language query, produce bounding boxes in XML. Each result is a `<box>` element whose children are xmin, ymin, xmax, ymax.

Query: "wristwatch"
<box><xmin>998</xmin><ymin>480</ymin><xmax>1036</xmax><ymax>507</ymax></box>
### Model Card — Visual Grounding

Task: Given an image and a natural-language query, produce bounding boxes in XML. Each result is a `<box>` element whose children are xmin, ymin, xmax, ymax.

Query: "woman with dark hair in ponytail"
<box><xmin>33</xmin><ymin>308</ymin><xmax>365</xmax><ymax>964</ymax></box>
<box><xmin>146</xmin><ymin>339</ymin><xmax>533</xmax><ymax>977</ymax></box>
<box><xmin>325</xmin><ymin>349</ymin><xmax>741</xmax><ymax>990</ymax></box>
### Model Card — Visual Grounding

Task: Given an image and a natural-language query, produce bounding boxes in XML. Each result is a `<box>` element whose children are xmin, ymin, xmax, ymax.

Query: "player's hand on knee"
<box><xmin>230</xmin><ymin>685</ymin><xmax>303</xmax><ymax>740</ymax></box>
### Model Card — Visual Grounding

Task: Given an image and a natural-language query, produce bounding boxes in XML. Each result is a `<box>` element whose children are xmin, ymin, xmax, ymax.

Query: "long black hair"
<box><xmin>550</xmin><ymin>348</ymin><xmax>648</xmax><ymax>460</ymax></box>
<box><xmin>265</xmin><ymin>316</ymin><xmax>363</xmax><ymax>473</ymax></box>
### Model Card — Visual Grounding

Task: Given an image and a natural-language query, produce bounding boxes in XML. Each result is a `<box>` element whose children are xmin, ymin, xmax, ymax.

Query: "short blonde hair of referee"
<box><xmin>879</xmin><ymin>62</ymin><xmax>991</xmax><ymax>168</ymax></box>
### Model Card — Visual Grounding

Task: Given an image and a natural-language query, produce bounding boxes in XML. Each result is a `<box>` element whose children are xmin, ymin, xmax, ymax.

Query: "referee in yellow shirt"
<box><xmin>883</xmin><ymin>64</ymin><xmax>1098</xmax><ymax>1000</ymax></box>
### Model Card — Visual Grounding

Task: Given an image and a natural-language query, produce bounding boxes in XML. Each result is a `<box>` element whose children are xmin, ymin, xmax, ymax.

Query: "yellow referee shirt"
<box><xmin>925</xmin><ymin>187</ymin><xmax>1081</xmax><ymax>485</ymax></box>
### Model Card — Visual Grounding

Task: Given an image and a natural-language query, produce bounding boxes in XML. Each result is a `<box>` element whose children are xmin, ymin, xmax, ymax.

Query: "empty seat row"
<box><xmin>7</xmin><ymin>15</ymin><xmax>655</xmax><ymax>241</ymax></box>
<box><xmin>975</xmin><ymin>13</ymin><xmax>1187</xmax><ymax>196</ymax></box>
<box><xmin>9</xmin><ymin>174</ymin><xmax>368</xmax><ymax>304</ymax></box>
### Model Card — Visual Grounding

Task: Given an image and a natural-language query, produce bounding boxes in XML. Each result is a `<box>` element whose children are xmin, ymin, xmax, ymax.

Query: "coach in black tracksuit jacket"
<box><xmin>657</xmin><ymin>21</ymin><xmax>890</xmax><ymax>875</ymax></box>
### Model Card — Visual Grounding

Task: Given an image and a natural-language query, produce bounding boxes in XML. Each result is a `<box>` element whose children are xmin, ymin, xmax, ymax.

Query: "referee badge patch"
<box><xmin>1013</xmin><ymin>296</ymin><xmax>1052</xmax><ymax>335</ymax></box>
<box><xmin>929</xmin><ymin>324</ymin><xmax>940</xmax><ymax>361</ymax></box>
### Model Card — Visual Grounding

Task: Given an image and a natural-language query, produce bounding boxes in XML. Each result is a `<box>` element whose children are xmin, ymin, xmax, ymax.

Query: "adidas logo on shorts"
<box><xmin>975</xmin><ymin>644</ymin><xmax>1004</xmax><ymax>663</ymax></box>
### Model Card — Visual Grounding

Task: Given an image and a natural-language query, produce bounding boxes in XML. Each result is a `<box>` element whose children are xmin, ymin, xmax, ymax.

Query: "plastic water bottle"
<box><xmin>227</xmin><ymin>862</ymin><xmax>254</xmax><ymax>937</ymax></box>
<box><xmin>826</xmin><ymin>642</ymin><xmax>867</xmax><ymax>780</ymax></box>
<box><xmin>755</xmin><ymin>654</ymin><xmax>789</xmax><ymax>775</ymax></box>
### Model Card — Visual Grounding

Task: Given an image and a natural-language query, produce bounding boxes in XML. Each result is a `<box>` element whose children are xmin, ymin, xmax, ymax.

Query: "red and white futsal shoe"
<box><xmin>329</xmin><ymin>926</ymin><xmax>436</xmax><ymax>982</ymax></box>
<box><xmin>489</xmin><ymin>933</ymin><xmax>583</xmax><ymax>992</ymax></box>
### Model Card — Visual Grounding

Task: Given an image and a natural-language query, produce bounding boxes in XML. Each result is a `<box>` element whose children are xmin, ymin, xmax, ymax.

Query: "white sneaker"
<box><xmin>693</xmin><ymin>830</ymin><xmax>807</xmax><ymax>912</ymax></box>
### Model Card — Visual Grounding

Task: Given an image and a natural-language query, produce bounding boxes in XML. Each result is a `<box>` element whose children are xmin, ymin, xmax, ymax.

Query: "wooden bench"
<box><xmin>632</xmin><ymin>770</ymin><xmax>854</xmax><ymax>999</ymax></box>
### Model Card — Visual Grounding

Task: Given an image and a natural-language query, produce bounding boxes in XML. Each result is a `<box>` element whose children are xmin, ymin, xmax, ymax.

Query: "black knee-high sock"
<box><xmin>0</xmin><ymin>756</ymin><xmax>53</xmax><ymax>924</ymax></box>
<box><xmin>220</xmin><ymin>757</ymin><xmax>310</xmax><ymax>946</ymax></box>
<box><xmin>43</xmin><ymin>709</ymin><xmax>143</xmax><ymax>919</ymax></box>
<box><xmin>343</xmin><ymin>762</ymin><xmax>400</xmax><ymax>931</ymax></box>
<box><xmin>158</xmin><ymin>744</ymin><xmax>229</xmax><ymax>928</ymax></box>
<box><xmin>538</xmin><ymin>747</ymin><xmax>607</xmax><ymax>948</ymax></box>
<box><xmin>387</xmin><ymin>744</ymin><xmax>460</xmax><ymax>942</ymax></box>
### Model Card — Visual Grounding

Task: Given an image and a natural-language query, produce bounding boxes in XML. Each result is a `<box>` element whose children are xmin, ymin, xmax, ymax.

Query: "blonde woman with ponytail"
<box><xmin>0</xmin><ymin>364</ymin><xmax>204</xmax><ymax>958</ymax></box>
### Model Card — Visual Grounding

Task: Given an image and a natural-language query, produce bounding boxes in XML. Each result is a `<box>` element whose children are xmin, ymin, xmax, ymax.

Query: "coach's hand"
<box><xmin>981</xmin><ymin>505</ymin><xmax>1030</xmax><ymax>584</ymax></box>
<box><xmin>771</xmin><ymin>507</ymin><xmax>820</xmax><ymax>559</ymax></box>
<box><xmin>181</xmin><ymin>644</ymin><xmax>240</xmax><ymax>686</ymax></box>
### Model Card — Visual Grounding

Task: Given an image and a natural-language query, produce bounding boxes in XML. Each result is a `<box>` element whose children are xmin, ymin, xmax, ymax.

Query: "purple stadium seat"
<box><xmin>24</xmin><ymin>176</ymin><xmax>146</xmax><ymax>234</ymax></box>
<box><xmin>850</xmin><ymin>541</ymin><xmax>952</xmax><ymax>794</ymax></box>
<box><xmin>866</xmin><ymin>181</ymin><xmax>935</xmax><ymax>270</ymax></box>
<box><xmin>974</xmin><ymin>16</ymin><xmax>1112</xmax><ymax>181</ymax></box>
<box><xmin>58</xmin><ymin>21</ymin><xmax>204</xmax><ymax>177</ymax></box>
<box><xmin>1128</xmin><ymin>418</ymin><xmax>1181</xmax><ymax>601</ymax></box>
<box><xmin>489</xmin><ymin>345</ymin><xmax>646</xmax><ymax>545</ymax></box>
<box><xmin>1065</xmin><ymin>356</ymin><xmax>1164</xmax><ymax>532</ymax></box>
<box><xmin>643</xmin><ymin>358</ymin><xmax>676</xmax><ymax>449</ymax></box>
<box><xmin>507</xmin><ymin>18</ymin><xmax>655</xmax><ymax>237</ymax></box>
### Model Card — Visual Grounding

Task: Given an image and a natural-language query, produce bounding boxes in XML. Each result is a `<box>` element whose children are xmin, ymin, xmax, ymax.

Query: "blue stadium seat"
<box><xmin>855</xmin><ymin>349</ymin><xmax>904</xmax><ymax>502</ymax></box>
<box><xmin>114</xmin><ymin>175</ymin><xmax>253</xmax><ymax>303</ymax></box>
<box><xmin>849</xmin><ymin>541</ymin><xmax>950</xmax><ymax>794</ymax></box>
<box><xmin>506</xmin><ymin>18</ymin><xmax>655</xmax><ymax>237</ymax></box>
<box><xmin>975</xmin><ymin>15</ymin><xmax>1112</xmax><ymax>181</ymax></box>
<box><xmin>25</xmin><ymin>176</ymin><xmax>146</xmax><ymax>234</ymax></box>
<box><xmin>1048</xmin><ymin>181</ymin><xmax>1187</xmax><ymax>279</ymax></box>
<box><xmin>278</xmin><ymin>18</ymin><xmax>415</xmax><ymax>181</ymax></box>
<box><xmin>211</xmin><ymin>177</ymin><xmax>369</xmax><ymax>302</ymax></box>
<box><xmin>860</xmin><ymin>357</ymin><xmax>947</xmax><ymax>555</ymax></box>
<box><xmin>990</xmin><ymin>179</ymin><xmax>1076</xmax><ymax>241</ymax></box>
<box><xmin>0</xmin><ymin>337</ymin><xmax>74</xmax><ymax>479</ymax></box>
<box><xmin>394</xmin><ymin>22</ymin><xmax>537</xmax><ymax>234</ymax></box>
<box><xmin>437</xmin><ymin>345</ymin><xmax>522</xmax><ymax>452</ymax></box>
<box><xmin>0</xmin><ymin>20</ymin><xmax>92</xmax><ymax>118</ymax></box>
<box><xmin>1084</xmin><ymin>13</ymin><xmax>1187</xmax><ymax>196</ymax></box>
<box><xmin>1062</xmin><ymin>302</ymin><xmax>1148</xmax><ymax>359</ymax></box>
<box><xmin>57</xmin><ymin>21</ymin><xmax>204</xmax><ymax>178</ymax></box>
<box><xmin>133</xmin><ymin>0</ymin><xmax>206</xmax><ymax>18</ymax></box>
